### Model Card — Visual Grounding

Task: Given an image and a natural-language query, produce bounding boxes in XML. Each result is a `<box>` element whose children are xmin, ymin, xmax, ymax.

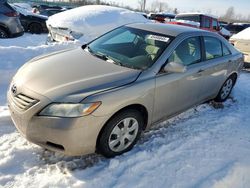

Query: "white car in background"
<box><xmin>230</xmin><ymin>27</ymin><xmax>250</xmax><ymax>67</ymax></box>
<box><xmin>46</xmin><ymin>5</ymin><xmax>149</xmax><ymax>44</ymax></box>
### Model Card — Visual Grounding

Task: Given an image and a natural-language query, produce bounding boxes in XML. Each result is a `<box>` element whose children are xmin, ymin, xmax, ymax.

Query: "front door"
<box><xmin>153</xmin><ymin>36</ymin><xmax>206</xmax><ymax>122</ymax></box>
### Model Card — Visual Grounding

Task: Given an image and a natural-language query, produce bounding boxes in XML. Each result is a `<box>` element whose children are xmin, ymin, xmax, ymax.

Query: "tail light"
<box><xmin>4</xmin><ymin>12</ymin><xmax>19</xmax><ymax>17</ymax></box>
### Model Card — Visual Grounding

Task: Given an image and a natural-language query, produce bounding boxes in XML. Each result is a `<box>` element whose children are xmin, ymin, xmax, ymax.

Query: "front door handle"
<box><xmin>197</xmin><ymin>69</ymin><xmax>205</xmax><ymax>73</ymax></box>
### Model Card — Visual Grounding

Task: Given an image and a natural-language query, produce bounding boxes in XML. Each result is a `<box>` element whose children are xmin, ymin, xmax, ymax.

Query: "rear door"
<box><xmin>197</xmin><ymin>36</ymin><xmax>232</xmax><ymax>99</ymax></box>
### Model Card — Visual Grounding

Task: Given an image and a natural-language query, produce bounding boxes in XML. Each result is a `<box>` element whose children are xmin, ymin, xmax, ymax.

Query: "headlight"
<box><xmin>70</xmin><ymin>31</ymin><xmax>83</xmax><ymax>39</ymax></box>
<box><xmin>39</xmin><ymin>102</ymin><xmax>101</xmax><ymax>117</ymax></box>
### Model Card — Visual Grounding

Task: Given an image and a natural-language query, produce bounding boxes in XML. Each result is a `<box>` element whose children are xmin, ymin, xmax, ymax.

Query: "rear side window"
<box><xmin>204</xmin><ymin>37</ymin><xmax>222</xmax><ymax>60</ymax></box>
<box><xmin>168</xmin><ymin>37</ymin><xmax>201</xmax><ymax>66</ymax></box>
<box><xmin>222</xmin><ymin>43</ymin><xmax>231</xmax><ymax>56</ymax></box>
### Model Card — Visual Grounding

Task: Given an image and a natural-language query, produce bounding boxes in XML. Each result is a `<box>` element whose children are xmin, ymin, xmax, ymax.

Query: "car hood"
<box><xmin>13</xmin><ymin>48</ymin><xmax>141</xmax><ymax>103</ymax></box>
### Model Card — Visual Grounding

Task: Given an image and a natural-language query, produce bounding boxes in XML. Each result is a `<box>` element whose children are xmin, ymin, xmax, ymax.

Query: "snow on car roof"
<box><xmin>230</xmin><ymin>27</ymin><xmax>250</xmax><ymax>40</ymax></box>
<box><xmin>46</xmin><ymin>5</ymin><xmax>148</xmax><ymax>38</ymax></box>
<box><xmin>177</xmin><ymin>12</ymin><xmax>218</xmax><ymax>19</ymax></box>
<box><xmin>10</xmin><ymin>3</ymin><xmax>48</xmax><ymax>19</ymax></box>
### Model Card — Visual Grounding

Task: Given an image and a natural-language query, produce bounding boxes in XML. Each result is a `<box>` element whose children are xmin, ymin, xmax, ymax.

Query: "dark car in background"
<box><xmin>32</xmin><ymin>4</ymin><xmax>63</xmax><ymax>12</ymax></box>
<box><xmin>11</xmin><ymin>3</ymin><xmax>48</xmax><ymax>34</ymax></box>
<box><xmin>19</xmin><ymin>13</ymin><xmax>48</xmax><ymax>34</ymax></box>
<box><xmin>39</xmin><ymin>8</ymin><xmax>64</xmax><ymax>17</ymax></box>
<box><xmin>0</xmin><ymin>1</ymin><xmax>24</xmax><ymax>38</ymax></box>
<box><xmin>225</xmin><ymin>23</ymin><xmax>250</xmax><ymax>35</ymax></box>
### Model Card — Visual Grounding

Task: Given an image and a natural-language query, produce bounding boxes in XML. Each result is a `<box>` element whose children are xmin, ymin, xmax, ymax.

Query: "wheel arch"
<box><xmin>228</xmin><ymin>72</ymin><xmax>238</xmax><ymax>85</ymax></box>
<box><xmin>95</xmin><ymin>103</ymin><xmax>149</xmax><ymax>151</ymax></box>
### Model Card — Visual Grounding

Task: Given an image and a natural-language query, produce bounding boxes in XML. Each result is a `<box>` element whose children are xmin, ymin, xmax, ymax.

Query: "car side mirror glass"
<box><xmin>164</xmin><ymin>62</ymin><xmax>187</xmax><ymax>73</ymax></box>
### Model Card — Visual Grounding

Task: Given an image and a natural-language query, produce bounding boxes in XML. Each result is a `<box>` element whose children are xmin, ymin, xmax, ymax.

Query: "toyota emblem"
<box><xmin>11</xmin><ymin>84</ymin><xmax>17</xmax><ymax>95</ymax></box>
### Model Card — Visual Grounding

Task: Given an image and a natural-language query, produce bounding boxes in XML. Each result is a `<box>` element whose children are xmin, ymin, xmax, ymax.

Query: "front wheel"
<box><xmin>214</xmin><ymin>76</ymin><xmax>236</xmax><ymax>102</ymax></box>
<box><xmin>97</xmin><ymin>109</ymin><xmax>143</xmax><ymax>158</ymax></box>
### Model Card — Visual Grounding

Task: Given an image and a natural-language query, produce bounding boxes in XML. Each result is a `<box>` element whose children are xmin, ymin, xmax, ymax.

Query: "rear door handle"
<box><xmin>197</xmin><ymin>69</ymin><xmax>205</xmax><ymax>73</ymax></box>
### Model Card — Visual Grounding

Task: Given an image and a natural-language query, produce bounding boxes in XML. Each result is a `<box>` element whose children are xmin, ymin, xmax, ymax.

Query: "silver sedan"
<box><xmin>8</xmin><ymin>23</ymin><xmax>244</xmax><ymax>157</ymax></box>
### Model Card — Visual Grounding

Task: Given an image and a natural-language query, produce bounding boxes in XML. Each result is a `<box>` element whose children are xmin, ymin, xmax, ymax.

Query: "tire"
<box><xmin>243</xmin><ymin>62</ymin><xmax>250</xmax><ymax>69</ymax></box>
<box><xmin>28</xmin><ymin>23</ymin><xmax>43</xmax><ymax>34</ymax></box>
<box><xmin>214</xmin><ymin>75</ymin><xmax>236</xmax><ymax>102</ymax></box>
<box><xmin>97</xmin><ymin>109</ymin><xmax>143</xmax><ymax>158</ymax></box>
<box><xmin>0</xmin><ymin>27</ymin><xmax>8</xmax><ymax>38</ymax></box>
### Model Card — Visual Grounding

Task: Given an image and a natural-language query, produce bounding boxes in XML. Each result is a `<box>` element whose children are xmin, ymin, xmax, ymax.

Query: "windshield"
<box><xmin>176</xmin><ymin>15</ymin><xmax>200</xmax><ymax>23</ymax></box>
<box><xmin>87</xmin><ymin>26</ymin><xmax>173</xmax><ymax>70</ymax></box>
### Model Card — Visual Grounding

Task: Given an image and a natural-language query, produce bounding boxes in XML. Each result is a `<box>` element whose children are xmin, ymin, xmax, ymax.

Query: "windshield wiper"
<box><xmin>86</xmin><ymin>46</ymin><xmax>122</xmax><ymax>66</ymax></box>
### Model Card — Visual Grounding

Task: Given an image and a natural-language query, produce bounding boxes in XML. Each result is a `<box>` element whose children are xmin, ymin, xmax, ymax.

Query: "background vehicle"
<box><xmin>170</xmin><ymin>13</ymin><xmax>231</xmax><ymax>39</ymax></box>
<box><xmin>0</xmin><ymin>1</ymin><xmax>24</xmax><ymax>38</ymax></box>
<box><xmin>8</xmin><ymin>23</ymin><xmax>243</xmax><ymax>158</ymax></box>
<box><xmin>230</xmin><ymin>27</ymin><xmax>250</xmax><ymax>67</ymax></box>
<box><xmin>39</xmin><ymin>8</ymin><xmax>64</xmax><ymax>17</ymax></box>
<box><xmin>32</xmin><ymin>4</ymin><xmax>63</xmax><ymax>13</ymax></box>
<box><xmin>148</xmin><ymin>13</ymin><xmax>176</xmax><ymax>23</ymax></box>
<box><xmin>46</xmin><ymin>5</ymin><xmax>148</xmax><ymax>43</ymax></box>
<box><xmin>225</xmin><ymin>23</ymin><xmax>250</xmax><ymax>35</ymax></box>
<box><xmin>11</xmin><ymin>3</ymin><xmax>48</xmax><ymax>34</ymax></box>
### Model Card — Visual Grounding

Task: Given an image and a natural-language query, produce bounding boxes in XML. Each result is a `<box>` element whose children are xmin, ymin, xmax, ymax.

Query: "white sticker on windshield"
<box><xmin>147</xmin><ymin>35</ymin><xmax>170</xmax><ymax>42</ymax></box>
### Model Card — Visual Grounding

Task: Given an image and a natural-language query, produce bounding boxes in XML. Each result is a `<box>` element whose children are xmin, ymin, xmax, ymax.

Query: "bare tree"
<box><xmin>222</xmin><ymin>6</ymin><xmax>235</xmax><ymax>22</ymax></box>
<box><xmin>173</xmin><ymin>8</ymin><xmax>178</xmax><ymax>14</ymax></box>
<box><xmin>138</xmin><ymin>0</ymin><xmax>146</xmax><ymax>12</ymax></box>
<box><xmin>151</xmin><ymin>0</ymin><xmax>169</xmax><ymax>12</ymax></box>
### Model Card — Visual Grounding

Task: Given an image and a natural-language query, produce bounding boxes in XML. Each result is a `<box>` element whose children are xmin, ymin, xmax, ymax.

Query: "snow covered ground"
<box><xmin>1</xmin><ymin>34</ymin><xmax>250</xmax><ymax>188</ymax></box>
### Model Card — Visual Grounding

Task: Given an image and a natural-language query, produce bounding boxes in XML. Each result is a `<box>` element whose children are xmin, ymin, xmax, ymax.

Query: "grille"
<box><xmin>12</xmin><ymin>93</ymin><xmax>38</xmax><ymax>111</ymax></box>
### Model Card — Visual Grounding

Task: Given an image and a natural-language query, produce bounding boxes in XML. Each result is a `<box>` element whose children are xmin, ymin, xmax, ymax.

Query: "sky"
<box><xmin>105</xmin><ymin>0</ymin><xmax>250</xmax><ymax>17</ymax></box>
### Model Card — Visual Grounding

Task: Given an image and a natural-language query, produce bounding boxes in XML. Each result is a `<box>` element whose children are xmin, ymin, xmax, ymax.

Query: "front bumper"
<box><xmin>7</xmin><ymin>88</ymin><xmax>108</xmax><ymax>156</ymax></box>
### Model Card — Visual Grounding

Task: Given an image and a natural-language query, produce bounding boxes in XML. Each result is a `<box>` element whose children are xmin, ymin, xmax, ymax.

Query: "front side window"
<box><xmin>222</xmin><ymin>43</ymin><xmax>231</xmax><ymax>56</ymax></box>
<box><xmin>204</xmin><ymin>37</ymin><xmax>223</xmax><ymax>60</ymax></box>
<box><xmin>168</xmin><ymin>37</ymin><xmax>201</xmax><ymax>66</ymax></box>
<box><xmin>87</xmin><ymin>26</ymin><xmax>173</xmax><ymax>70</ymax></box>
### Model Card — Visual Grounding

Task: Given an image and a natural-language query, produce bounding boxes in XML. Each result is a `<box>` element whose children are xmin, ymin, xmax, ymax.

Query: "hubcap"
<box><xmin>220</xmin><ymin>79</ymin><xmax>233</xmax><ymax>99</ymax></box>
<box><xmin>108</xmin><ymin>117</ymin><xmax>139</xmax><ymax>152</ymax></box>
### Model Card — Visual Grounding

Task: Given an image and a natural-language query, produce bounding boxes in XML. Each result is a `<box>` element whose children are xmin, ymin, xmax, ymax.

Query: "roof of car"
<box><xmin>127</xmin><ymin>22</ymin><xmax>208</xmax><ymax>37</ymax></box>
<box><xmin>176</xmin><ymin>12</ymin><xmax>218</xmax><ymax>19</ymax></box>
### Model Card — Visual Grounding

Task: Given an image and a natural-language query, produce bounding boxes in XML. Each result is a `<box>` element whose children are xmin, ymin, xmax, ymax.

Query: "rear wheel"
<box><xmin>214</xmin><ymin>75</ymin><xmax>236</xmax><ymax>102</ymax></box>
<box><xmin>0</xmin><ymin>28</ymin><xmax>8</xmax><ymax>38</ymax></box>
<box><xmin>97</xmin><ymin>109</ymin><xmax>143</xmax><ymax>158</ymax></box>
<box><xmin>28</xmin><ymin>23</ymin><xmax>43</xmax><ymax>34</ymax></box>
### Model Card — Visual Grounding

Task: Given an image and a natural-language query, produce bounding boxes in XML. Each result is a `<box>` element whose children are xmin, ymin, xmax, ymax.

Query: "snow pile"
<box><xmin>11</xmin><ymin>3</ymin><xmax>33</xmax><ymax>11</ymax></box>
<box><xmin>46</xmin><ymin>5</ymin><xmax>148</xmax><ymax>41</ymax></box>
<box><xmin>230</xmin><ymin>27</ymin><xmax>250</xmax><ymax>40</ymax></box>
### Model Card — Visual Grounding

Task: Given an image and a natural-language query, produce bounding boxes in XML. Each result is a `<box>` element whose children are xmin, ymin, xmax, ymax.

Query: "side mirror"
<box><xmin>164</xmin><ymin>62</ymin><xmax>187</xmax><ymax>73</ymax></box>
